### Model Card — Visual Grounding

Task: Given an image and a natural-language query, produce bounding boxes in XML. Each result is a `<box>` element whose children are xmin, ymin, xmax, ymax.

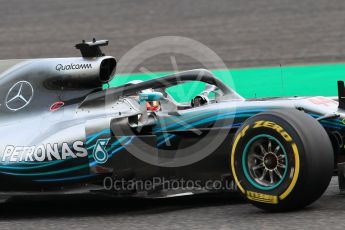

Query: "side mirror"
<box><xmin>139</xmin><ymin>92</ymin><xmax>164</xmax><ymax>103</ymax></box>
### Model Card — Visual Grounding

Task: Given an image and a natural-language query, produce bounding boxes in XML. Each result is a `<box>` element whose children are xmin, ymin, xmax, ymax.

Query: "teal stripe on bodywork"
<box><xmin>154</xmin><ymin>109</ymin><xmax>265</xmax><ymax>132</ymax></box>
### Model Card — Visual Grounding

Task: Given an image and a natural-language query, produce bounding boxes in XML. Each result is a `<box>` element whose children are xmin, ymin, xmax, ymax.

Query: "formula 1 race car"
<box><xmin>0</xmin><ymin>39</ymin><xmax>344</xmax><ymax>212</ymax></box>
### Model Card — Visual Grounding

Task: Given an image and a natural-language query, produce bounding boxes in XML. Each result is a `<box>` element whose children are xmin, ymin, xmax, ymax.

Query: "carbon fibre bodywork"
<box><xmin>0</xmin><ymin>44</ymin><xmax>344</xmax><ymax>199</ymax></box>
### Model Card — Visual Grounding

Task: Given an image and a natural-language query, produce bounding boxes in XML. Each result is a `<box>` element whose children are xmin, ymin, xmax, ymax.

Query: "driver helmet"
<box><xmin>141</xmin><ymin>88</ymin><xmax>161</xmax><ymax>112</ymax></box>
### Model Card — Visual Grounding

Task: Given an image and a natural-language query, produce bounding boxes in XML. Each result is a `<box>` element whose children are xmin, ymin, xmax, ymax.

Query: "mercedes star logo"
<box><xmin>5</xmin><ymin>81</ymin><xmax>34</xmax><ymax>111</ymax></box>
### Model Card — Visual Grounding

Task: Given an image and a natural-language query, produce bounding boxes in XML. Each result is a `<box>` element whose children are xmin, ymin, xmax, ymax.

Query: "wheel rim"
<box><xmin>242</xmin><ymin>134</ymin><xmax>288</xmax><ymax>190</ymax></box>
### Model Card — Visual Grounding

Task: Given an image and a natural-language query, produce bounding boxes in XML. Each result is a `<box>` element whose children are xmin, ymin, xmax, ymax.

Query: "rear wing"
<box><xmin>338</xmin><ymin>81</ymin><xmax>345</xmax><ymax>110</ymax></box>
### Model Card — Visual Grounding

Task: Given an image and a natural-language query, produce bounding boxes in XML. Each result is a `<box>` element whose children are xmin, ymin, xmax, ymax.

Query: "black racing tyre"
<box><xmin>230</xmin><ymin>109</ymin><xmax>334</xmax><ymax>211</ymax></box>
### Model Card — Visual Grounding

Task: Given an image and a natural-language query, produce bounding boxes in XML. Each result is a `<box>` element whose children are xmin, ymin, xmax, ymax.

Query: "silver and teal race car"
<box><xmin>0</xmin><ymin>39</ymin><xmax>343</xmax><ymax>212</ymax></box>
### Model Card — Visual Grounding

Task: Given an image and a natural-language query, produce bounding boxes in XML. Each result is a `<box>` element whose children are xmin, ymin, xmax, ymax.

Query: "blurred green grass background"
<box><xmin>107</xmin><ymin>64</ymin><xmax>345</xmax><ymax>102</ymax></box>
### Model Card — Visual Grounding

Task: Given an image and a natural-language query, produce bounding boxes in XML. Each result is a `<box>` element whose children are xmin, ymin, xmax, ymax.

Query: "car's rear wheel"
<box><xmin>230</xmin><ymin>109</ymin><xmax>334</xmax><ymax>211</ymax></box>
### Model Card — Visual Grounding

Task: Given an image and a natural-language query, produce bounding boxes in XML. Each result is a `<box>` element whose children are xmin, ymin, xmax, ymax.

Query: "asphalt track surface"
<box><xmin>0</xmin><ymin>178</ymin><xmax>342</xmax><ymax>230</ymax></box>
<box><xmin>1</xmin><ymin>0</ymin><xmax>345</xmax><ymax>229</ymax></box>
<box><xmin>1</xmin><ymin>0</ymin><xmax>345</xmax><ymax>70</ymax></box>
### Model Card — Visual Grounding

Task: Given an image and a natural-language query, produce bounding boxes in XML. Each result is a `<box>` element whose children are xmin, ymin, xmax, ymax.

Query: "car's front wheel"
<box><xmin>230</xmin><ymin>109</ymin><xmax>334</xmax><ymax>211</ymax></box>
